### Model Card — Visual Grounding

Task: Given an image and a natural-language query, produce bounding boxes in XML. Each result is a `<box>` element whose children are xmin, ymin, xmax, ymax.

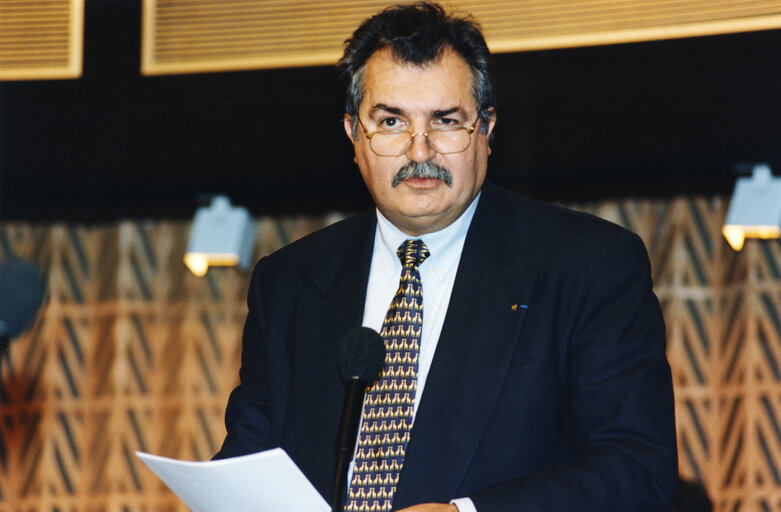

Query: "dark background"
<box><xmin>1</xmin><ymin>0</ymin><xmax>779</xmax><ymax>222</ymax></box>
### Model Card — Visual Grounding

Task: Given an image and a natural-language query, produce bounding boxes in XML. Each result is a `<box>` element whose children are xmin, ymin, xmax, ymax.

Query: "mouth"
<box><xmin>392</xmin><ymin>161</ymin><xmax>453</xmax><ymax>187</ymax></box>
<box><xmin>400</xmin><ymin>177</ymin><xmax>442</xmax><ymax>189</ymax></box>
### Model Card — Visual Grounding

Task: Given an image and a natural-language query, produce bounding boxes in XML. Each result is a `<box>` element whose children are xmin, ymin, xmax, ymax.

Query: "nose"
<box><xmin>406</xmin><ymin>131</ymin><xmax>436</xmax><ymax>162</ymax></box>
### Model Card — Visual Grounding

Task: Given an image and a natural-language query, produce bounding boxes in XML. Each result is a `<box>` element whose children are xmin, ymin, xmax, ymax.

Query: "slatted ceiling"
<box><xmin>142</xmin><ymin>0</ymin><xmax>781</xmax><ymax>75</ymax></box>
<box><xmin>141</xmin><ymin>0</ymin><xmax>387</xmax><ymax>72</ymax></box>
<box><xmin>477</xmin><ymin>0</ymin><xmax>781</xmax><ymax>52</ymax></box>
<box><xmin>0</xmin><ymin>0</ymin><xmax>83</xmax><ymax>80</ymax></box>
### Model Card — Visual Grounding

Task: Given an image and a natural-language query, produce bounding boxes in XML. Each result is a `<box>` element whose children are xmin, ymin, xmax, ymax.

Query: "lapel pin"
<box><xmin>511</xmin><ymin>304</ymin><xmax>528</xmax><ymax>311</ymax></box>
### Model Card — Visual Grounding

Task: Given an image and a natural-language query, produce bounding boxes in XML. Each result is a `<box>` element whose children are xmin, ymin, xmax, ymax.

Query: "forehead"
<box><xmin>360</xmin><ymin>47</ymin><xmax>476</xmax><ymax>115</ymax></box>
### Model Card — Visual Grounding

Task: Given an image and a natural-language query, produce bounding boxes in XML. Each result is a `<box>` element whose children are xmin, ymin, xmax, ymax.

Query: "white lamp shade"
<box><xmin>184</xmin><ymin>196</ymin><xmax>256</xmax><ymax>276</ymax></box>
<box><xmin>723</xmin><ymin>164</ymin><xmax>781</xmax><ymax>251</ymax></box>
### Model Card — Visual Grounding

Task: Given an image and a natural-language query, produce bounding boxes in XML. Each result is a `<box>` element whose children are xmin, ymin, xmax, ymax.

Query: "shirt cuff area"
<box><xmin>450</xmin><ymin>497</ymin><xmax>478</xmax><ymax>512</ymax></box>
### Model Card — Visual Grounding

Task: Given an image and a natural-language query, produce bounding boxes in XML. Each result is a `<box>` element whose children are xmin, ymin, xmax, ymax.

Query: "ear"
<box><xmin>484</xmin><ymin>107</ymin><xmax>497</xmax><ymax>138</ymax></box>
<box><xmin>484</xmin><ymin>108</ymin><xmax>496</xmax><ymax>155</ymax></box>
<box><xmin>344</xmin><ymin>114</ymin><xmax>356</xmax><ymax>144</ymax></box>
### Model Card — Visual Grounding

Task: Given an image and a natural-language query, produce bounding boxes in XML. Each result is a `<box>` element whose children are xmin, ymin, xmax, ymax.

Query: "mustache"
<box><xmin>392</xmin><ymin>161</ymin><xmax>453</xmax><ymax>187</ymax></box>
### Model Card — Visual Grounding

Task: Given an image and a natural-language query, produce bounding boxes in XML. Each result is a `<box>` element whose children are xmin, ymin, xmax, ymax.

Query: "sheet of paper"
<box><xmin>136</xmin><ymin>448</ymin><xmax>330</xmax><ymax>512</ymax></box>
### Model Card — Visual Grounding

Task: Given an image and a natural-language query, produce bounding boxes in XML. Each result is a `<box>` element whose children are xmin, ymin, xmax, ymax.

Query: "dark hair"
<box><xmin>338</xmin><ymin>2</ymin><xmax>496</xmax><ymax>133</ymax></box>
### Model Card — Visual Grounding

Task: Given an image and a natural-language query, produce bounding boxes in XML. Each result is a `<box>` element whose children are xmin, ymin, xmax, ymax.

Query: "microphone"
<box><xmin>331</xmin><ymin>327</ymin><xmax>386</xmax><ymax>512</ymax></box>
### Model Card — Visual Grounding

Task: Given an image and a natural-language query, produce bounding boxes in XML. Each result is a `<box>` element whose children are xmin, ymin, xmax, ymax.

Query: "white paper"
<box><xmin>136</xmin><ymin>448</ymin><xmax>330</xmax><ymax>512</ymax></box>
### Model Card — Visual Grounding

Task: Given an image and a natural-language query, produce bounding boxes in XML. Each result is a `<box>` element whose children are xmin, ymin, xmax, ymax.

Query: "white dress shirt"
<box><xmin>356</xmin><ymin>193</ymin><xmax>481</xmax><ymax>512</ymax></box>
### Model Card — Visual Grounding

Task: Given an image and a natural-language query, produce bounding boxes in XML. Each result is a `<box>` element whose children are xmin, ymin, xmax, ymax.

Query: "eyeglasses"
<box><xmin>357</xmin><ymin>117</ymin><xmax>479</xmax><ymax>157</ymax></box>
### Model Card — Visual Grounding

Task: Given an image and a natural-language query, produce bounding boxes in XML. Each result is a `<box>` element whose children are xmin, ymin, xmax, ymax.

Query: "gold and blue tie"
<box><xmin>345</xmin><ymin>239</ymin><xmax>430</xmax><ymax>512</ymax></box>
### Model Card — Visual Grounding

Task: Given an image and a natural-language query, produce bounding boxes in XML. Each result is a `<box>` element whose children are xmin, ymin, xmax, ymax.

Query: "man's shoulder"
<box><xmin>260</xmin><ymin>209</ymin><xmax>375</xmax><ymax>267</ymax></box>
<box><xmin>479</xmin><ymin>182</ymin><xmax>649</xmax><ymax>273</ymax></box>
<box><xmin>484</xmin><ymin>182</ymin><xmax>631</xmax><ymax>242</ymax></box>
<box><xmin>480</xmin><ymin>183</ymin><xmax>648</xmax><ymax>284</ymax></box>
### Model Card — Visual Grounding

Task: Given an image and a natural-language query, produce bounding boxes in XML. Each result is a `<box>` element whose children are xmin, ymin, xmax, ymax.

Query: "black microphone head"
<box><xmin>0</xmin><ymin>257</ymin><xmax>46</xmax><ymax>339</ymax></box>
<box><xmin>338</xmin><ymin>327</ymin><xmax>386</xmax><ymax>384</ymax></box>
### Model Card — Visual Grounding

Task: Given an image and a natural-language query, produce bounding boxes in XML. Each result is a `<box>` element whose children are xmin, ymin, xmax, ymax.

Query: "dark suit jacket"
<box><xmin>215</xmin><ymin>182</ymin><xmax>678</xmax><ymax>511</ymax></box>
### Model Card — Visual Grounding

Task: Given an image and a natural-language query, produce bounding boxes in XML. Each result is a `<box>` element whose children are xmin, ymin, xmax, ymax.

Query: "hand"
<box><xmin>396</xmin><ymin>504</ymin><xmax>458</xmax><ymax>512</ymax></box>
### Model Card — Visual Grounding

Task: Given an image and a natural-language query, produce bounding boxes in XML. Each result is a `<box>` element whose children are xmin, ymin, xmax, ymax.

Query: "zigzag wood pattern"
<box><xmin>0</xmin><ymin>199</ymin><xmax>780</xmax><ymax>510</ymax></box>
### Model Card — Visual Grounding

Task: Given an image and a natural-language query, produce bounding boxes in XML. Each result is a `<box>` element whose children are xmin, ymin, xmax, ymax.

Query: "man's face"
<box><xmin>344</xmin><ymin>47</ymin><xmax>495</xmax><ymax>236</ymax></box>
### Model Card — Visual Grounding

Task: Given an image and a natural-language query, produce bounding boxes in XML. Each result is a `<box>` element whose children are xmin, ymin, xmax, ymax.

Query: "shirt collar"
<box><xmin>375</xmin><ymin>191</ymin><xmax>481</xmax><ymax>281</ymax></box>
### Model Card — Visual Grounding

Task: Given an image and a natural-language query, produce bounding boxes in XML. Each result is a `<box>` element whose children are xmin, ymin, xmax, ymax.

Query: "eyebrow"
<box><xmin>432</xmin><ymin>107</ymin><xmax>465</xmax><ymax>118</ymax></box>
<box><xmin>370</xmin><ymin>104</ymin><xmax>404</xmax><ymax>116</ymax></box>
<box><xmin>369</xmin><ymin>104</ymin><xmax>467</xmax><ymax>118</ymax></box>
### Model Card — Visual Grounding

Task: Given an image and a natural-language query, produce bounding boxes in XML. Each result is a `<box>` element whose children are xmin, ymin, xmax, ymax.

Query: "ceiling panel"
<box><xmin>0</xmin><ymin>0</ymin><xmax>84</xmax><ymax>80</ymax></box>
<box><xmin>141</xmin><ymin>0</ymin><xmax>781</xmax><ymax>75</ymax></box>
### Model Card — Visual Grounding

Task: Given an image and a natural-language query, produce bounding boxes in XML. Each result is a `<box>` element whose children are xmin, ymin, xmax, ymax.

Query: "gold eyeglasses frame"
<box><xmin>356</xmin><ymin>117</ymin><xmax>480</xmax><ymax>157</ymax></box>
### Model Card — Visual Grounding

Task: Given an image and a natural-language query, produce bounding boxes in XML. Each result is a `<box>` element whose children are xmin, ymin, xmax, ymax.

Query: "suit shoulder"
<box><xmin>495</xmin><ymin>186</ymin><xmax>630</xmax><ymax>236</ymax></box>
<box><xmin>484</xmin><ymin>184</ymin><xmax>646</xmax><ymax>263</ymax></box>
<box><xmin>258</xmin><ymin>209</ymin><xmax>375</xmax><ymax>270</ymax></box>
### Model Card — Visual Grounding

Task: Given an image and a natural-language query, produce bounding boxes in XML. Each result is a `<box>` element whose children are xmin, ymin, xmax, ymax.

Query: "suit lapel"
<box><xmin>394</xmin><ymin>184</ymin><xmax>539</xmax><ymax>507</ymax></box>
<box><xmin>290</xmin><ymin>211</ymin><xmax>377</xmax><ymax>494</ymax></box>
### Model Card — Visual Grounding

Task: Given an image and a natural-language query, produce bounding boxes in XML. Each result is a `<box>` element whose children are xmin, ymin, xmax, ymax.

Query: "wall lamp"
<box><xmin>184</xmin><ymin>196</ymin><xmax>256</xmax><ymax>277</ymax></box>
<box><xmin>722</xmin><ymin>163</ymin><xmax>781</xmax><ymax>251</ymax></box>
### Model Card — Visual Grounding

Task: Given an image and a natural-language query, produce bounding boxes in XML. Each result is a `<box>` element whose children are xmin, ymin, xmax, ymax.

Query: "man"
<box><xmin>215</xmin><ymin>3</ymin><xmax>678</xmax><ymax>511</ymax></box>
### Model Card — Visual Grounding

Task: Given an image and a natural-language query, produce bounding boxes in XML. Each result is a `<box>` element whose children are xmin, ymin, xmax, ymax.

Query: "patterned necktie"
<box><xmin>345</xmin><ymin>239</ymin><xmax>430</xmax><ymax>512</ymax></box>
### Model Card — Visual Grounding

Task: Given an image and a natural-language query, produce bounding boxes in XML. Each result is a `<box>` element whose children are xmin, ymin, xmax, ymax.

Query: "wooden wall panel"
<box><xmin>2</xmin><ymin>198</ymin><xmax>781</xmax><ymax>509</ymax></box>
<box><xmin>0</xmin><ymin>216</ymin><xmax>332</xmax><ymax>510</ymax></box>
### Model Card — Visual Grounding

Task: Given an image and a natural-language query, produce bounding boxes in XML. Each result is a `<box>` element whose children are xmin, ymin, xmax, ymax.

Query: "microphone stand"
<box><xmin>331</xmin><ymin>378</ymin><xmax>366</xmax><ymax>512</ymax></box>
<box><xmin>332</xmin><ymin>326</ymin><xmax>386</xmax><ymax>512</ymax></box>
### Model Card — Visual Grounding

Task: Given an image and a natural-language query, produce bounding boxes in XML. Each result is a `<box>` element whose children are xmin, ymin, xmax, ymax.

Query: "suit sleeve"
<box><xmin>470</xmin><ymin>231</ymin><xmax>677</xmax><ymax>511</ymax></box>
<box><xmin>213</xmin><ymin>261</ymin><xmax>288</xmax><ymax>459</ymax></box>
